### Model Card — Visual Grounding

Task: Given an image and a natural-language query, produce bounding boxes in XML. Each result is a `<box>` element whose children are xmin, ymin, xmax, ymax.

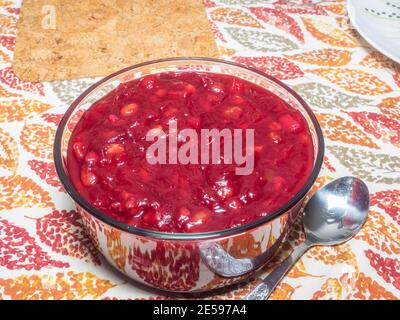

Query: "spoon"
<box><xmin>244</xmin><ymin>176</ymin><xmax>370</xmax><ymax>300</ymax></box>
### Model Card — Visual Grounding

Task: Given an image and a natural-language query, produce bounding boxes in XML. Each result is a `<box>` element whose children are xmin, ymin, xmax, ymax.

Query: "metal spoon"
<box><xmin>244</xmin><ymin>176</ymin><xmax>370</xmax><ymax>300</ymax></box>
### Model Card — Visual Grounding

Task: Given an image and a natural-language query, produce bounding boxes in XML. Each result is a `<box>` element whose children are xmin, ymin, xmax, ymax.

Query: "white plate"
<box><xmin>347</xmin><ymin>0</ymin><xmax>400</xmax><ymax>64</ymax></box>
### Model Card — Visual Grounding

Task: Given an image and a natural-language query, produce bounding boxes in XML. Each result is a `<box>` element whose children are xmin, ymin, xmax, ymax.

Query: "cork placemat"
<box><xmin>13</xmin><ymin>0</ymin><xmax>218</xmax><ymax>81</ymax></box>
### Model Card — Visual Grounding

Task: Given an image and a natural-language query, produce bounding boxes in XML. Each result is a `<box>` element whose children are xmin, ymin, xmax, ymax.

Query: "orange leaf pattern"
<box><xmin>0</xmin><ymin>84</ymin><xmax>21</xmax><ymax>97</ymax></box>
<box><xmin>355</xmin><ymin>210</ymin><xmax>400</xmax><ymax>255</ymax></box>
<box><xmin>0</xmin><ymin>14</ymin><xmax>16</xmax><ymax>35</ymax></box>
<box><xmin>308</xmin><ymin>68</ymin><xmax>392</xmax><ymax>95</ymax></box>
<box><xmin>105</xmin><ymin>228</ymin><xmax>127</xmax><ymax>271</ymax></box>
<box><xmin>306</xmin><ymin>243</ymin><xmax>358</xmax><ymax>269</ymax></box>
<box><xmin>20</xmin><ymin>123</ymin><xmax>55</xmax><ymax>159</ymax></box>
<box><xmin>316</xmin><ymin>113</ymin><xmax>378</xmax><ymax>148</ymax></box>
<box><xmin>269</xmin><ymin>283</ymin><xmax>296</xmax><ymax>300</ymax></box>
<box><xmin>313</xmin><ymin>273</ymin><xmax>398</xmax><ymax>300</ymax></box>
<box><xmin>0</xmin><ymin>100</ymin><xmax>52</xmax><ymax>122</ymax></box>
<box><xmin>322</xmin><ymin>4</ymin><xmax>346</xmax><ymax>16</ymax></box>
<box><xmin>210</xmin><ymin>8</ymin><xmax>262</xmax><ymax>28</ymax></box>
<box><xmin>378</xmin><ymin>97</ymin><xmax>400</xmax><ymax>119</ymax></box>
<box><xmin>285</xmin><ymin>48</ymin><xmax>352</xmax><ymax>66</ymax></box>
<box><xmin>0</xmin><ymin>128</ymin><xmax>18</xmax><ymax>174</ymax></box>
<box><xmin>360</xmin><ymin>51</ymin><xmax>399</xmax><ymax>73</ymax></box>
<box><xmin>0</xmin><ymin>0</ymin><xmax>398</xmax><ymax>300</ymax></box>
<box><xmin>302</xmin><ymin>17</ymin><xmax>358</xmax><ymax>47</ymax></box>
<box><xmin>0</xmin><ymin>175</ymin><xmax>54</xmax><ymax>210</ymax></box>
<box><xmin>0</xmin><ymin>272</ymin><xmax>114</xmax><ymax>299</ymax></box>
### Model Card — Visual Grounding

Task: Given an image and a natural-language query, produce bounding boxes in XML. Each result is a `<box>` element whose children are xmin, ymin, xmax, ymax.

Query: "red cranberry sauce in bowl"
<box><xmin>67</xmin><ymin>71</ymin><xmax>314</xmax><ymax>233</ymax></box>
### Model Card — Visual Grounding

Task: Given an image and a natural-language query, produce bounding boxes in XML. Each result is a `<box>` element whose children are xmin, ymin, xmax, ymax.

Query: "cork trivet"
<box><xmin>13</xmin><ymin>0</ymin><xmax>218</xmax><ymax>81</ymax></box>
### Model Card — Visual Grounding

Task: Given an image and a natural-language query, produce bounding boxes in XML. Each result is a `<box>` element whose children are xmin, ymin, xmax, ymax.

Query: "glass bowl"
<box><xmin>54</xmin><ymin>58</ymin><xmax>324</xmax><ymax>292</ymax></box>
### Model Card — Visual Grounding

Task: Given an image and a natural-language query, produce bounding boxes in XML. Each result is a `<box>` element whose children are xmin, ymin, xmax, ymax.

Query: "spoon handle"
<box><xmin>243</xmin><ymin>241</ymin><xmax>310</xmax><ymax>300</ymax></box>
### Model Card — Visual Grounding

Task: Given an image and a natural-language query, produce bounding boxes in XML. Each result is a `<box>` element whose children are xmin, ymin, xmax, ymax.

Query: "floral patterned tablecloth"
<box><xmin>0</xmin><ymin>0</ymin><xmax>399</xmax><ymax>300</ymax></box>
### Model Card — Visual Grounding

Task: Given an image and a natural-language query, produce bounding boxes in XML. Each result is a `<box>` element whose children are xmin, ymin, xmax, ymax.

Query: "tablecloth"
<box><xmin>0</xmin><ymin>0</ymin><xmax>399</xmax><ymax>300</ymax></box>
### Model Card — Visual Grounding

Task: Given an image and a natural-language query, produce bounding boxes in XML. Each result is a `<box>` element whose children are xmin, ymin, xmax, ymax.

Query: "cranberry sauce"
<box><xmin>67</xmin><ymin>72</ymin><xmax>314</xmax><ymax>233</ymax></box>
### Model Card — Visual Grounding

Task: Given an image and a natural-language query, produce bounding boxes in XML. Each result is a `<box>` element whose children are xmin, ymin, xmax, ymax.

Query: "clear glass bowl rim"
<box><xmin>54</xmin><ymin>57</ymin><xmax>325</xmax><ymax>240</ymax></box>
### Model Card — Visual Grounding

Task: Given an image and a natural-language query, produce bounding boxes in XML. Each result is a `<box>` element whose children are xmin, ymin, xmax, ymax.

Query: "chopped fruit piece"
<box><xmin>223</xmin><ymin>106</ymin><xmax>243</xmax><ymax>119</ymax></box>
<box><xmin>142</xmin><ymin>208</ymin><xmax>159</xmax><ymax>225</ymax></box>
<box><xmin>72</xmin><ymin>142</ymin><xmax>87</xmax><ymax>161</ymax></box>
<box><xmin>155</xmin><ymin>88</ymin><xmax>167</xmax><ymax>97</ymax></box>
<box><xmin>140</xmin><ymin>75</ymin><xmax>156</xmax><ymax>89</ymax></box>
<box><xmin>85</xmin><ymin>151</ymin><xmax>99</xmax><ymax>166</ymax></box>
<box><xmin>278</xmin><ymin>114</ymin><xmax>303</xmax><ymax>133</ymax></box>
<box><xmin>139</xmin><ymin>168</ymin><xmax>150</xmax><ymax>181</ymax></box>
<box><xmin>67</xmin><ymin>71</ymin><xmax>314</xmax><ymax>233</ymax></box>
<box><xmin>108</xmin><ymin>114</ymin><xmax>119</xmax><ymax>123</ymax></box>
<box><xmin>299</xmin><ymin>133</ymin><xmax>309</xmax><ymax>145</ymax></box>
<box><xmin>272</xmin><ymin>176</ymin><xmax>285</xmax><ymax>190</ymax></box>
<box><xmin>123</xmin><ymin>197</ymin><xmax>137</xmax><ymax>210</ymax></box>
<box><xmin>155</xmin><ymin>88</ymin><xmax>167</xmax><ymax>98</ymax></box>
<box><xmin>184</xmin><ymin>83</ymin><xmax>196</xmax><ymax>95</ymax></box>
<box><xmin>191</xmin><ymin>210</ymin><xmax>210</xmax><ymax>224</ymax></box>
<box><xmin>207</xmin><ymin>94</ymin><xmax>223</xmax><ymax>104</ymax></box>
<box><xmin>105</xmin><ymin>143</ymin><xmax>125</xmax><ymax>156</ymax></box>
<box><xmin>81</xmin><ymin>166</ymin><xmax>97</xmax><ymax>186</ymax></box>
<box><xmin>120</xmin><ymin>190</ymin><xmax>133</xmax><ymax>200</ymax></box>
<box><xmin>209</xmin><ymin>82</ymin><xmax>225</xmax><ymax>94</ymax></box>
<box><xmin>268</xmin><ymin>121</ymin><xmax>282</xmax><ymax>131</ymax></box>
<box><xmin>168</xmin><ymin>91</ymin><xmax>187</xmax><ymax>99</ymax></box>
<box><xmin>164</xmin><ymin>106</ymin><xmax>178</xmax><ymax>117</ymax></box>
<box><xmin>110</xmin><ymin>202</ymin><xmax>122</xmax><ymax>211</ymax></box>
<box><xmin>264</xmin><ymin>168</ymin><xmax>276</xmax><ymax>181</ymax></box>
<box><xmin>179</xmin><ymin>206</ymin><xmax>191</xmax><ymax>218</ymax></box>
<box><xmin>227</xmin><ymin>198</ymin><xmax>242</xmax><ymax>210</ymax></box>
<box><xmin>147</xmin><ymin>125</ymin><xmax>163</xmax><ymax>137</ymax></box>
<box><xmin>231</xmin><ymin>94</ymin><xmax>244</xmax><ymax>104</ymax></box>
<box><xmin>120</xmin><ymin>103</ymin><xmax>139</xmax><ymax>117</ymax></box>
<box><xmin>269</xmin><ymin>131</ymin><xmax>282</xmax><ymax>144</ymax></box>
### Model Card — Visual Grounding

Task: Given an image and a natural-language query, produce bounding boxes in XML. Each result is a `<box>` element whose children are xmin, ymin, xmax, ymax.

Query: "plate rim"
<box><xmin>347</xmin><ymin>0</ymin><xmax>400</xmax><ymax>64</ymax></box>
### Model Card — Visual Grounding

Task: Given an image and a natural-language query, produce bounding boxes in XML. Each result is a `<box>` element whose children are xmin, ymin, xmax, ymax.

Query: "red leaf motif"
<box><xmin>347</xmin><ymin>111</ymin><xmax>400</xmax><ymax>148</ymax></box>
<box><xmin>203</xmin><ymin>0</ymin><xmax>216</xmax><ymax>8</ymax></box>
<box><xmin>0</xmin><ymin>219</ymin><xmax>69</xmax><ymax>270</ymax></box>
<box><xmin>35</xmin><ymin>210</ymin><xmax>101</xmax><ymax>266</ymax></box>
<box><xmin>233</xmin><ymin>56</ymin><xmax>304</xmax><ymax>80</ymax></box>
<box><xmin>323</xmin><ymin>156</ymin><xmax>336</xmax><ymax>173</ymax></box>
<box><xmin>370</xmin><ymin>190</ymin><xmax>400</xmax><ymax>226</ymax></box>
<box><xmin>249</xmin><ymin>7</ymin><xmax>304</xmax><ymax>43</ymax></box>
<box><xmin>129</xmin><ymin>242</ymin><xmax>200</xmax><ymax>291</ymax></box>
<box><xmin>28</xmin><ymin>160</ymin><xmax>64</xmax><ymax>192</ymax></box>
<box><xmin>0</xmin><ymin>35</ymin><xmax>15</xmax><ymax>51</ymax></box>
<box><xmin>365</xmin><ymin>250</ymin><xmax>400</xmax><ymax>290</ymax></box>
<box><xmin>393</xmin><ymin>73</ymin><xmax>400</xmax><ymax>88</ymax></box>
<box><xmin>41</xmin><ymin>113</ymin><xmax>63</xmax><ymax>125</ymax></box>
<box><xmin>0</xmin><ymin>67</ymin><xmax>45</xmax><ymax>96</ymax></box>
<box><xmin>6</xmin><ymin>7</ymin><xmax>20</xmax><ymax>15</ymax></box>
<box><xmin>273</xmin><ymin>2</ymin><xmax>328</xmax><ymax>15</ymax></box>
<box><xmin>210</xmin><ymin>22</ymin><xmax>226</xmax><ymax>43</ymax></box>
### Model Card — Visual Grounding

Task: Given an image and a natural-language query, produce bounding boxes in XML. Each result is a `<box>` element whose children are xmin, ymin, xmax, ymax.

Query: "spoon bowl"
<box><xmin>304</xmin><ymin>176</ymin><xmax>370</xmax><ymax>245</ymax></box>
<box><xmin>244</xmin><ymin>176</ymin><xmax>370</xmax><ymax>300</ymax></box>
